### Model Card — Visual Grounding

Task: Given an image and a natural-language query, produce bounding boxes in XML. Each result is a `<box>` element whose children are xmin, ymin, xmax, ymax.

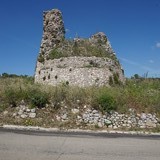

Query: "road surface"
<box><xmin>0</xmin><ymin>129</ymin><xmax>160</xmax><ymax>160</ymax></box>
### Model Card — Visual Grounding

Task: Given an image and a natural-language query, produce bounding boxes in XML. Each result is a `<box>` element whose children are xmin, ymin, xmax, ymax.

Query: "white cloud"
<box><xmin>65</xmin><ymin>28</ymin><xmax>70</xmax><ymax>32</ymax></box>
<box><xmin>120</xmin><ymin>58</ymin><xmax>139</xmax><ymax>66</ymax></box>
<box><xmin>120</xmin><ymin>57</ymin><xmax>159</xmax><ymax>74</ymax></box>
<box><xmin>156</xmin><ymin>42</ymin><xmax>160</xmax><ymax>48</ymax></box>
<box><xmin>149</xmin><ymin>60</ymin><xmax>154</xmax><ymax>63</ymax></box>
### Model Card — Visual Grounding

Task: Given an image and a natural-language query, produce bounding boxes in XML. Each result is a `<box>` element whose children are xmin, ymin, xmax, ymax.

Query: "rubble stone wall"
<box><xmin>35</xmin><ymin>56</ymin><xmax>125</xmax><ymax>86</ymax></box>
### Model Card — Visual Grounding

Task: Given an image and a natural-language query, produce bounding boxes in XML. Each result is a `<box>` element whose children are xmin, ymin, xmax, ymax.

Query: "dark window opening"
<box><xmin>43</xmin><ymin>76</ymin><xmax>46</xmax><ymax>81</ymax></box>
<box><xmin>55</xmin><ymin>75</ymin><xmax>58</xmax><ymax>79</ymax></box>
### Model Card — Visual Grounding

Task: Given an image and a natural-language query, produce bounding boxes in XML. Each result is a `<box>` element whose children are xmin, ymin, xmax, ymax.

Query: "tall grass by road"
<box><xmin>0</xmin><ymin>76</ymin><xmax>160</xmax><ymax>116</ymax></box>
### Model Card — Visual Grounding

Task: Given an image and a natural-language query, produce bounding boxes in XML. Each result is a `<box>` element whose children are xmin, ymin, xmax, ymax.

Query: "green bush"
<box><xmin>4</xmin><ymin>87</ymin><xmax>27</xmax><ymax>107</ymax></box>
<box><xmin>113</xmin><ymin>72</ymin><xmax>121</xmax><ymax>85</ymax></box>
<box><xmin>48</xmin><ymin>48</ymin><xmax>63</xmax><ymax>59</ymax></box>
<box><xmin>49</xmin><ymin>84</ymin><xmax>70</xmax><ymax>109</ymax></box>
<box><xmin>29</xmin><ymin>89</ymin><xmax>48</xmax><ymax>108</ymax></box>
<box><xmin>98</xmin><ymin>94</ymin><xmax>117</xmax><ymax>112</ymax></box>
<box><xmin>0</xmin><ymin>104</ymin><xmax>7</xmax><ymax>112</ymax></box>
<box><xmin>0</xmin><ymin>77</ymin><xmax>48</xmax><ymax>108</ymax></box>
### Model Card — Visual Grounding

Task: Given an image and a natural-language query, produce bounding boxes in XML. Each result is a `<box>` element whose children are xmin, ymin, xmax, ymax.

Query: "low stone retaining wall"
<box><xmin>5</xmin><ymin>103</ymin><xmax>160</xmax><ymax>130</ymax></box>
<box><xmin>80</xmin><ymin>109</ymin><xmax>159</xmax><ymax>129</ymax></box>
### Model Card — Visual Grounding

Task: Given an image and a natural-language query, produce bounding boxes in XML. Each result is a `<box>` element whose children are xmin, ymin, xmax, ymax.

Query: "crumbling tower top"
<box><xmin>40</xmin><ymin>9</ymin><xmax>65</xmax><ymax>56</ymax></box>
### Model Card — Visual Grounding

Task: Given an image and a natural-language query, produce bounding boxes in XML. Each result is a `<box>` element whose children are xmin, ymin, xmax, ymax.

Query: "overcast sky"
<box><xmin>0</xmin><ymin>0</ymin><xmax>160</xmax><ymax>77</ymax></box>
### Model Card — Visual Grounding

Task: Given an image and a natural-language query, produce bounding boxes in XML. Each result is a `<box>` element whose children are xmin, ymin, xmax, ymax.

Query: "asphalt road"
<box><xmin>0</xmin><ymin>129</ymin><xmax>160</xmax><ymax>160</ymax></box>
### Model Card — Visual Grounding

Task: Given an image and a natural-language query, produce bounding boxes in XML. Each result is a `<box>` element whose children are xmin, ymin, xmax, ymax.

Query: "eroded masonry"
<box><xmin>35</xmin><ymin>9</ymin><xmax>125</xmax><ymax>86</ymax></box>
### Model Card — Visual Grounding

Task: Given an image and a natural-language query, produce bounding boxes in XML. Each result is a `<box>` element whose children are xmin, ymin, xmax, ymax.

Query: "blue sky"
<box><xmin>0</xmin><ymin>0</ymin><xmax>160</xmax><ymax>77</ymax></box>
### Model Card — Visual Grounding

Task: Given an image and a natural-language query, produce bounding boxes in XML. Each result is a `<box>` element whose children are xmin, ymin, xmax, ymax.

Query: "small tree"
<box><xmin>133</xmin><ymin>74</ymin><xmax>141</xmax><ymax>79</ymax></box>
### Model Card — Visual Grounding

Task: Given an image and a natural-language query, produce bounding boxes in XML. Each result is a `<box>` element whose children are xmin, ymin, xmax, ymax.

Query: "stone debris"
<box><xmin>71</xmin><ymin>108</ymin><xmax>80</xmax><ymax>114</ymax></box>
<box><xmin>18</xmin><ymin>110</ymin><xmax>23</xmax><ymax>115</ymax></box>
<box><xmin>31</xmin><ymin>108</ymin><xmax>36</xmax><ymax>113</ymax></box>
<box><xmin>56</xmin><ymin>115</ymin><xmax>61</xmax><ymax>121</ymax></box>
<box><xmin>20</xmin><ymin>114</ymin><xmax>28</xmax><ymax>119</ymax></box>
<box><xmin>9</xmin><ymin>100</ymin><xmax>159</xmax><ymax>129</ymax></box>
<box><xmin>13</xmin><ymin>101</ymin><xmax>36</xmax><ymax>119</ymax></box>
<box><xmin>12</xmin><ymin>113</ymin><xmax>17</xmax><ymax>117</ymax></box>
<box><xmin>80</xmin><ymin>109</ymin><xmax>159</xmax><ymax>129</ymax></box>
<box><xmin>29</xmin><ymin>113</ymin><xmax>36</xmax><ymax>118</ymax></box>
<box><xmin>3</xmin><ymin>111</ymin><xmax>8</xmax><ymax>116</ymax></box>
<box><xmin>26</xmin><ymin>109</ymin><xmax>31</xmax><ymax>112</ymax></box>
<box><xmin>61</xmin><ymin>113</ymin><xmax>68</xmax><ymax>121</ymax></box>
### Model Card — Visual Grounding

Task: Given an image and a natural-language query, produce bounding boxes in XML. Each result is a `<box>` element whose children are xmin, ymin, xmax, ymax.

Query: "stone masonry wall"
<box><xmin>35</xmin><ymin>56</ymin><xmax>125</xmax><ymax>87</ymax></box>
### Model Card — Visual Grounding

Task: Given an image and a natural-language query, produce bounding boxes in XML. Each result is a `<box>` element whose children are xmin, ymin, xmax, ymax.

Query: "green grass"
<box><xmin>0</xmin><ymin>76</ymin><xmax>160</xmax><ymax>117</ymax></box>
<box><xmin>38</xmin><ymin>39</ymin><xmax>118</xmax><ymax>61</ymax></box>
<box><xmin>47</xmin><ymin>48</ymin><xmax>63</xmax><ymax>59</ymax></box>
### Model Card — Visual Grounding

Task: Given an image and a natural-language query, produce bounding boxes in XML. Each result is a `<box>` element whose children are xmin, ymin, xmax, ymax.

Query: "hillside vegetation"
<box><xmin>38</xmin><ymin>39</ymin><xmax>118</xmax><ymax>63</ymax></box>
<box><xmin>0</xmin><ymin>75</ymin><xmax>160</xmax><ymax>116</ymax></box>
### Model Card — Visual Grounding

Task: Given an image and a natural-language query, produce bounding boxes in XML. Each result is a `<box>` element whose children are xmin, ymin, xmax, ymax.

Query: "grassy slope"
<box><xmin>0</xmin><ymin>77</ymin><xmax>160</xmax><ymax>116</ymax></box>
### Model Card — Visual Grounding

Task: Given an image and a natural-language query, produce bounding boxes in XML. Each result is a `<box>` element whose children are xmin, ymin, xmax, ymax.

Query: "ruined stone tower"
<box><xmin>35</xmin><ymin>9</ymin><xmax>125</xmax><ymax>87</ymax></box>
<box><xmin>39</xmin><ymin>9</ymin><xmax>65</xmax><ymax>57</ymax></box>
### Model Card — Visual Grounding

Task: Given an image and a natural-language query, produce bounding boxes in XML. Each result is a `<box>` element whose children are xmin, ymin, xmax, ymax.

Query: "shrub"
<box><xmin>4</xmin><ymin>87</ymin><xmax>27</xmax><ymax>107</ymax></box>
<box><xmin>98</xmin><ymin>94</ymin><xmax>117</xmax><ymax>112</ymax></box>
<box><xmin>1</xmin><ymin>77</ymin><xmax>49</xmax><ymax>109</ymax></box>
<box><xmin>0</xmin><ymin>104</ymin><xmax>7</xmax><ymax>112</ymax></box>
<box><xmin>48</xmin><ymin>48</ymin><xmax>63</xmax><ymax>59</ymax></box>
<box><xmin>29</xmin><ymin>89</ymin><xmax>48</xmax><ymax>108</ymax></box>
<box><xmin>73</xmin><ymin>41</ymin><xmax>81</xmax><ymax>55</ymax></box>
<box><xmin>113</xmin><ymin>72</ymin><xmax>121</xmax><ymax>85</ymax></box>
<box><xmin>4</xmin><ymin>89</ymin><xmax>17</xmax><ymax>107</ymax></box>
<box><xmin>67</xmin><ymin>86</ymin><xmax>88</xmax><ymax>105</ymax></box>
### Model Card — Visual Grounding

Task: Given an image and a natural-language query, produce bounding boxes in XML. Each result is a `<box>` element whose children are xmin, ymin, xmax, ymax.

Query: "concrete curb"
<box><xmin>2</xmin><ymin>125</ymin><xmax>160</xmax><ymax>136</ymax></box>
